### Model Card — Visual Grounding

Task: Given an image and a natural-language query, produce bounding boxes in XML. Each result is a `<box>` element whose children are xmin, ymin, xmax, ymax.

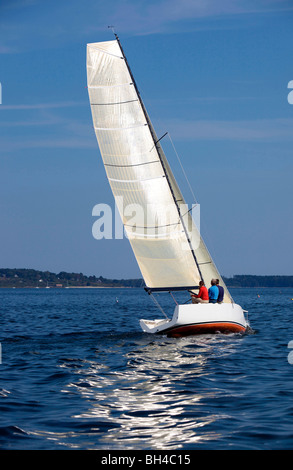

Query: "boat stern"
<box><xmin>139</xmin><ymin>318</ymin><xmax>172</xmax><ymax>334</ymax></box>
<box><xmin>140</xmin><ymin>302</ymin><xmax>249</xmax><ymax>337</ymax></box>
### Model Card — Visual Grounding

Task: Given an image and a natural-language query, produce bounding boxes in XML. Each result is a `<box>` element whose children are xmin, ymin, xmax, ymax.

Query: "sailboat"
<box><xmin>86</xmin><ymin>35</ymin><xmax>249</xmax><ymax>337</ymax></box>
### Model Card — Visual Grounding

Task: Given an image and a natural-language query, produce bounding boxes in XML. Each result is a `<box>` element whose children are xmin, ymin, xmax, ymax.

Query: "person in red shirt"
<box><xmin>191</xmin><ymin>281</ymin><xmax>209</xmax><ymax>304</ymax></box>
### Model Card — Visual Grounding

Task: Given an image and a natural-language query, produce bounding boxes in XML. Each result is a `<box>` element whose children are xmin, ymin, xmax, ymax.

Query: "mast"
<box><xmin>114</xmin><ymin>33</ymin><xmax>204</xmax><ymax>287</ymax></box>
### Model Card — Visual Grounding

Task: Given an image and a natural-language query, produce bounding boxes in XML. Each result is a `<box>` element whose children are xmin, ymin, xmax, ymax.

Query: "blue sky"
<box><xmin>0</xmin><ymin>0</ymin><xmax>293</xmax><ymax>278</ymax></box>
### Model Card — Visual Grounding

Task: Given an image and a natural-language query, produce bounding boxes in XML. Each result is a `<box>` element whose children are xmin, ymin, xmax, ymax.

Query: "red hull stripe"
<box><xmin>164</xmin><ymin>322</ymin><xmax>246</xmax><ymax>337</ymax></box>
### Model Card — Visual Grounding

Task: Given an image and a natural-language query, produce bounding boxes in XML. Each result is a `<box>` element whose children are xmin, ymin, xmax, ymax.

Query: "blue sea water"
<box><xmin>1</xmin><ymin>287</ymin><xmax>293</xmax><ymax>450</ymax></box>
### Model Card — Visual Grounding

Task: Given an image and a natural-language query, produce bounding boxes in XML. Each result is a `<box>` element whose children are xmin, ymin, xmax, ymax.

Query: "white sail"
<box><xmin>87</xmin><ymin>39</ymin><xmax>232</xmax><ymax>302</ymax></box>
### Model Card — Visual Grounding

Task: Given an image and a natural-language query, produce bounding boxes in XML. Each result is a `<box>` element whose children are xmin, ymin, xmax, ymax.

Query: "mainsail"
<box><xmin>87</xmin><ymin>38</ymin><xmax>232</xmax><ymax>303</ymax></box>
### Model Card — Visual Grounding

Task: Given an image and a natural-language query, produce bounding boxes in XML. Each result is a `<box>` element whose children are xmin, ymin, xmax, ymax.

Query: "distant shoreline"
<box><xmin>1</xmin><ymin>284</ymin><xmax>293</xmax><ymax>290</ymax></box>
<box><xmin>1</xmin><ymin>268</ymin><xmax>293</xmax><ymax>289</ymax></box>
<box><xmin>0</xmin><ymin>285</ymin><xmax>132</xmax><ymax>289</ymax></box>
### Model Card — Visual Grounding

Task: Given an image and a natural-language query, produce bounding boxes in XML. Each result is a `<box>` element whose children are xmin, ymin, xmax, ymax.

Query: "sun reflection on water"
<box><xmin>60</xmin><ymin>334</ymin><xmax>241</xmax><ymax>449</ymax></box>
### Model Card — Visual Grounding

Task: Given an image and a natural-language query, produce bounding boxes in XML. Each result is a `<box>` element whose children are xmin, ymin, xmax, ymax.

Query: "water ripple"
<box><xmin>1</xmin><ymin>287</ymin><xmax>293</xmax><ymax>449</ymax></box>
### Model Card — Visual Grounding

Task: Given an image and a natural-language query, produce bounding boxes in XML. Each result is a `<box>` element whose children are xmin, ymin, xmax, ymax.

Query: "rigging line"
<box><xmin>178</xmin><ymin>204</ymin><xmax>199</xmax><ymax>220</ymax></box>
<box><xmin>149</xmin><ymin>293</ymin><xmax>170</xmax><ymax>320</ymax></box>
<box><xmin>169</xmin><ymin>291</ymin><xmax>178</xmax><ymax>305</ymax></box>
<box><xmin>108</xmin><ymin>25</ymin><xmax>116</xmax><ymax>35</ymax></box>
<box><xmin>149</xmin><ymin>132</ymin><xmax>169</xmax><ymax>152</ymax></box>
<box><xmin>167</xmin><ymin>133</ymin><xmax>197</xmax><ymax>205</ymax></box>
<box><xmin>114</xmin><ymin>33</ymin><xmax>204</xmax><ymax>283</ymax></box>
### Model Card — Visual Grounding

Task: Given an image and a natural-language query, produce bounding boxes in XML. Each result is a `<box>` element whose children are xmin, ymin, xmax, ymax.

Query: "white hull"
<box><xmin>140</xmin><ymin>303</ymin><xmax>249</xmax><ymax>337</ymax></box>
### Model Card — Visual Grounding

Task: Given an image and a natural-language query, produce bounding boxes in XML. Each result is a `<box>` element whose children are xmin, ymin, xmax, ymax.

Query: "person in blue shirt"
<box><xmin>216</xmin><ymin>279</ymin><xmax>224</xmax><ymax>303</ymax></box>
<box><xmin>208</xmin><ymin>279</ymin><xmax>219</xmax><ymax>304</ymax></box>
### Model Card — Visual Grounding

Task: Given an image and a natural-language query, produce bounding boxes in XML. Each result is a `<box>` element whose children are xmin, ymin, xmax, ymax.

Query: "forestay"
<box><xmin>87</xmin><ymin>39</ymin><xmax>232</xmax><ymax>302</ymax></box>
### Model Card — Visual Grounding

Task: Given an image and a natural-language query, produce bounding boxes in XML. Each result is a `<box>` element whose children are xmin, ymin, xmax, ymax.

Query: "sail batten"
<box><xmin>108</xmin><ymin>175</ymin><xmax>164</xmax><ymax>183</ymax></box>
<box><xmin>87</xmin><ymin>38</ymin><xmax>233</xmax><ymax>301</ymax></box>
<box><xmin>104</xmin><ymin>160</ymin><xmax>159</xmax><ymax>168</ymax></box>
<box><xmin>91</xmin><ymin>100</ymin><xmax>139</xmax><ymax>106</ymax></box>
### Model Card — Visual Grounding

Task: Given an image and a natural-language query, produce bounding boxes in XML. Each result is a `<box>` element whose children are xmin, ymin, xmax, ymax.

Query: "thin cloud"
<box><xmin>110</xmin><ymin>0</ymin><xmax>293</xmax><ymax>34</ymax></box>
<box><xmin>0</xmin><ymin>101</ymin><xmax>87</xmax><ymax>110</ymax></box>
<box><xmin>0</xmin><ymin>137</ymin><xmax>97</xmax><ymax>152</ymax></box>
<box><xmin>2</xmin><ymin>118</ymin><xmax>292</xmax><ymax>154</ymax></box>
<box><xmin>159</xmin><ymin>117</ymin><xmax>293</xmax><ymax>141</ymax></box>
<box><xmin>1</xmin><ymin>0</ymin><xmax>39</xmax><ymax>10</ymax></box>
<box><xmin>1</xmin><ymin>0</ymin><xmax>292</xmax><ymax>54</ymax></box>
<box><xmin>0</xmin><ymin>101</ymin><xmax>94</xmax><ymax>150</ymax></box>
<box><xmin>0</xmin><ymin>45</ymin><xmax>17</xmax><ymax>54</ymax></box>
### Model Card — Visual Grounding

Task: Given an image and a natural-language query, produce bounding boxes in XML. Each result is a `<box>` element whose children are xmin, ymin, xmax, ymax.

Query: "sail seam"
<box><xmin>105</xmin><ymin>160</ymin><xmax>160</xmax><ymax>168</ymax></box>
<box><xmin>86</xmin><ymin>38</ymin><xmax>233</xmax><ymax>299</ymax></box>
<box><xmin>125</xmin><ymin>231</ymin><xmax>183</xmax><ymax>239</ymax></box>
<box><xmin>88</xmin><ymin>45</ymin><xmax>123</xmax><ymax>59</ymax></box>
<box><xmin>125</xmin><ymin>222</ymin><xmax>180</xmax><ymax>229</ymax></box>
<box><xmin>111</xmin><ymin>37</ymin><xmax>204</xmax><ymax>284</ymax></box>
<box><xmin>88</xmin><ymin>83</ymin><xmax>133</xmax><ymax>89</ymax></box>
<box><xmin>91</xmin><ymin>99</ymin><xmax>139</xmax><ymax>106</ymax></box>
<box><xmin>94</xmin><ymin>124</ymin><xmax>147</xmax><ymax>131</ymax></box>
<box><xmin>108</xmin><ymin>175</ymin><xmax>164</xmax><ymax>183</ymax></box>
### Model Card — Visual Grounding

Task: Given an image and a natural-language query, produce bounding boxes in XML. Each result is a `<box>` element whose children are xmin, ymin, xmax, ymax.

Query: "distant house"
<box><xmin>56</xmin><ymin>284</ymin><xmax>63</xmax><ymax>287</ymax></box>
